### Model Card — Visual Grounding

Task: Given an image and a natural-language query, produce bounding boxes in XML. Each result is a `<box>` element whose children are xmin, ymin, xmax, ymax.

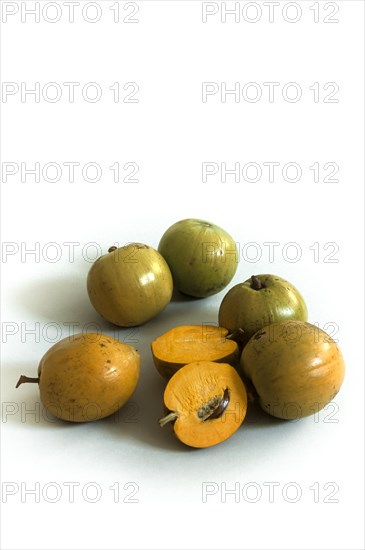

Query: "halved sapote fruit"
<box><xmin>151</xmin><ymin>325</ymin><xmax>240</xmax><ymax>380</ymax></box>
<box><xmin>159</xmin><ymin>361</ymin><xmax>247</xmax><ymax>448</ymax></box>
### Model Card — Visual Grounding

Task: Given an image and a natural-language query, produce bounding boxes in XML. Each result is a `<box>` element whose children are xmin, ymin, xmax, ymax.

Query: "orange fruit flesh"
<box><xmin>152</xmin><ymin>325</ymin><xmax>239</xmax><ymax>380</ymax></box>
<box><xmin>163</xmin><ymin>361</ymin><xmax>247</xmax><ymax>448</ymax></box>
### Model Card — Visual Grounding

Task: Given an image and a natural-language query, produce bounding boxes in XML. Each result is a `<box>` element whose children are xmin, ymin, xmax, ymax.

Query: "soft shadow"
<box><xmin>101</xmin><ymin>401</ymin><xmax>195</xmax><ymax>453</ymax></box>
<box><xmin>100</xmin><ymin>359</ymin><xmax>196</xmax><ymax>453</ymax></box>
<box><xmin>170</xmin><ymin>287</ymin><xmax>206</xmax><ymax>303</ymax></box>
<box><xmin>3</xmin><ymin>355</ymin><xmax>194</xmax><ymax>451</ymax></box>
<box><xmin>147</xmin><ymin>293</ymin><xmax>219</xmax><ymax>332</ymax></box>
<box><xmin>243</xmin><ymin>400</ymin><xmax>287</xmax><ymax>429</ymax></box>
<box><xmin>15</xmin><ymin>274</ymin><xmax>109</xmax><ymax>328</ymax></box>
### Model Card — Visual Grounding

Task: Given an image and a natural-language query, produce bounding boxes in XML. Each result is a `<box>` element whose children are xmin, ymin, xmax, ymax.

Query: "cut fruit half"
<box><xmin>151</xmin><ymin>325</ymin><xmax>239</xmax><ymax>380</ymax></box>
<box><xmin>159</xmin><ymin>361</ymin><xmax>247</xmax><ymax>448</ymax></box>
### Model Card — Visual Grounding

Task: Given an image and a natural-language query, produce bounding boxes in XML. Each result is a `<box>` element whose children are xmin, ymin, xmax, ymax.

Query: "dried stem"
<box><xmin>159</xmin><ymin>412</ymin><xmax>178</xmax><ymax>427</ymax></box>
<box><xmin>251</xmin><ymin>275</ymin><xmax>263</xmax><ymax>290</ymax></box>
<box><xmin>16</xmin><ymin>375</ymin><xmax>39</xmax><ymax>389</ymax></box>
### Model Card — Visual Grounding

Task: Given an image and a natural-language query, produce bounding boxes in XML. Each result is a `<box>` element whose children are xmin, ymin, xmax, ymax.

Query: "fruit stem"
<box><xmin>159</xmin><ymin>412</ymin><xmax>178</xmax><ymax>427</ymax></box>
<box><xmin>16</xmin><ymin>375</ymin><xmax>39</xmax><ymax>389</ymax></box>
<box><xmin>108</xmin><ymin>246</ymin><xmax>117</xmax><ymax>253</ymax></box>
<box><xmin>251</xmin><ymin>275</ymin><xmax>263</xmax><ymax>290</ymax></box>
<box><xmin>226</xmin><ymin>328</ymin><xmax>245</xmax><ymax>343</ymax></box>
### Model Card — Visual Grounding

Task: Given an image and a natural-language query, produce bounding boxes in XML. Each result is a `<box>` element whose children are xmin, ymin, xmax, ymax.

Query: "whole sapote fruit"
<box><xmin>219</xmin><ymin>274</ymin><xmax>308</xmax><ymax>346</ymax></box>
<box><xmin>16</xmin><ymin>333</ymin><xmax>140</xmax><ymax>422</ymax></box>
<box><xmin>87</xmin><ymin>243</ymin><xmax>173</xmax><ymax>327</ymax></box>
<box><xmin>158</xmin><ymin>218</ymin><xmax>238</xmax><ymax>298</ymax></box>
<box><xmin>240</xmin><ymin>320</ymin><xmax>345</xmax><ymax>420</ymax></box>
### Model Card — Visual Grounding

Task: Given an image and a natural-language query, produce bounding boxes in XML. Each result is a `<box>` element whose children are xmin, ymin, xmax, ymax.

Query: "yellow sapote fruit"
<box><xmin>159</xmin><ymin>361</ymin><xmax>248</xmax><ymax>448</ymax></box>
<box><xmin>151</xmin><ymin>325</ymin><xmax>240</xmax><ymax>380</ymax></box>
<box><xmin>87</xmin><ymin>243</ymin><xmax>173</xmax><ymax>327</ymax></box>
<box><xmin>240</xmin><ymin>321</ymin><xmax>345</xmax><ymax>420</ymax></box>
<box><xmin>16</xmin><ymin>333</ymin><xmax>140</xmax><ymax>422</ymax></box>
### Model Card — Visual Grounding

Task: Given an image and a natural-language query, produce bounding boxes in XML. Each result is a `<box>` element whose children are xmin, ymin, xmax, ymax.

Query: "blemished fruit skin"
<box><xmin>37</xmin><ymin>333</ymin><xmax>140</xmax><ymax>422</ymax></box>
<box><xmin>158</xmin><ymin>218</ymin><xmax>238</xmax><ymax>298</ymax></box>
<box><xmin>87</xmin><ymin>243</ymin><xmax>173</xmax><ymax>327</ymax></box>
<box><xmin>240</xmin><ymin>321</ymin><xmax>345</xmax><ymax>420</ymax></box>
<box><xmin>219</xmin><ymin>274</ymin><xmax>308</xmax><ymax>346</ymax></box>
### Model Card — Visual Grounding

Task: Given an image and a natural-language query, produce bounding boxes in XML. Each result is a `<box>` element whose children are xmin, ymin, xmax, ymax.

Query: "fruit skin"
<box><xmin>161</xmin><ymin>361</ymin><xmax>247</xmax><ymax>448</ymax></box>
<box><xmin>158</xmin><ymin>218</ymin><xmax>238</xmax><ymax>298</ymax></box>
<box><xmin>151</xmin><ymin>325</ymin><xmax>239</xmax><ymax>381</ymax></box>
<box><xmin>87</xmin><ymin>243</ymin><xmax>173</xmax><ymax>327</ymax></box>
<box><xmin>37</xmin><ymin>333</ymin><xmax>140</xmax><ymax>422</ymax></box>
<box><xmin>240</xmin><ymin>321</ymin><xmax>345</xmax><ymax>420</ymax></box>
<box><xmin>219</xmin><ymin>274</ymin><xmax>308</xmax><ymax>347</ymax></box>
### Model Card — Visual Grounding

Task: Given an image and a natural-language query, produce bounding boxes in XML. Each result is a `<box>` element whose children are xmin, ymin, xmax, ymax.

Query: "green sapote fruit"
<box><xmin>218</xmin><ymin>274</ymin><xmax>308</xmax><ymax>346</ymax></box>
<box><xmin>240</xmin><ymin>321</ymin><xmax>345</xmax><ymax>420</ymax></box>
<box><xmin>87</xmin><ymin>243</ymin><xmax>173</xmax><ymax>327</ymax></box>
<box><xmin>158</xmin><ymin>218</ymin><xmax>238</xmax><ymax>298</ymax></box>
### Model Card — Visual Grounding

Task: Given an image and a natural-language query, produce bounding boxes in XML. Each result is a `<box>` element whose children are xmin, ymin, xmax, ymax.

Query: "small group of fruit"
<box><xmin>16</xmin><ymin>218</ymin><xmax>238</xmax><ymax>425</ymax></box>
<box><xmin>150</xmin><ymin>273</ymin><xmax>345</xmax><ymax>448</ymax></box>
<box><xmin>86</xmin><ymin>218</ymin><xmax>239</xmax><ymax>328</ymax></box>
<box><xmin>16</xmin><ymin>218</ymin><xmax>345</xmax><ymax>450</ymax></box>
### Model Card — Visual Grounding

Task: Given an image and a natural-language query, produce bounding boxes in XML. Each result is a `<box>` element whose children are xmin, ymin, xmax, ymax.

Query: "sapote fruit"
<box><xmin>158</xmin><ymin>218</ymin><xmax>238</xmax><ymax>298</ymax></box>
<box><xmin>219</xmin><ymin>274</ymin><xmax>308</xmax><ymax>346</ymax></box>
<box><xmin>87</xmin><ymin>243</ymin><xmax>173</xmax><ymax>327</ymax></box>
<box><xmin>16</xmin><ymin>333</ymin><xmax>140</xmax><ymax>422</ymax></box>
<box><xmin>159</xmin><ymin>361</ymin><xmax>248</xmax><ymax>448</ymax></box>
<box><xmin>240</xmin><ymin>320</ymin><xmax>345</xmax><ymax>420</ymax></box>
<box><xmin>151</xmin><ymin>325</ymin><xmax>240</xmax><ymax>380</ymax></box>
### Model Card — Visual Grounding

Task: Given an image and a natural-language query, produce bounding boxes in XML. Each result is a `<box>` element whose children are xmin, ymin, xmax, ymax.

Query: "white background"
<box><xmin>1</xmin><ymin>1</ymin><xmax>364</xmax><ymax>549</ymax></box>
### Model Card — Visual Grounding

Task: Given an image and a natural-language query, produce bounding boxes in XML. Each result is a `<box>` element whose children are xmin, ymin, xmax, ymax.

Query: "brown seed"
<box><xmin>159</xmin><ymin>361</ymin><xmax>247</xmax><ymax>448</ymax></box>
